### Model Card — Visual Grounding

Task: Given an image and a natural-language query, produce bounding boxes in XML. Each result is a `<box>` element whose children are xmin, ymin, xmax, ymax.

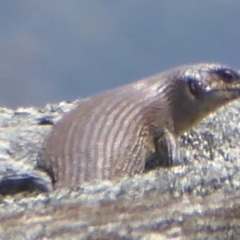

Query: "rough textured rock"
<box><xmin>0</xmin><ymin>99</ymin><xmax>240</xmax><ymax>239</ymax></box>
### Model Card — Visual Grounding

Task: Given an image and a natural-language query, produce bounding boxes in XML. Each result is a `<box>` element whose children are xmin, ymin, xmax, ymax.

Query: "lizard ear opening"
<box><xmin>188</xmin><ymin>78</ymin><xmax>201</xmax><ymax>98</ymax></box>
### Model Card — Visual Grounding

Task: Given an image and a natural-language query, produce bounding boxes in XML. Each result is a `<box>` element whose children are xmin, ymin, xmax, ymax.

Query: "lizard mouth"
<box><xmin>208</xmin><ymin>85</ymin><xmax>240</xmax><ymax>92</ymax></box>
<box><xmin>207</xmin><ymin>85</ymin><xmax>240</xmax><ymax>101</ymax></box>
<box><xmin>222</xmin><ymin>87</ymin><xmax>240</xmax><ymax>100</ymax></box>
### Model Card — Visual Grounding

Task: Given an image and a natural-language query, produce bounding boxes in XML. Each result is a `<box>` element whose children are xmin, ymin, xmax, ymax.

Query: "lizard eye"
<box><xmin>215</xmin><ymin>69</ymin><xmax>237</xmax><ymax>83</ymax></box>
<box><xmin>188</xmin><ymin>78</ymin><xmax>201</xmax><ymax>97</ymax></box>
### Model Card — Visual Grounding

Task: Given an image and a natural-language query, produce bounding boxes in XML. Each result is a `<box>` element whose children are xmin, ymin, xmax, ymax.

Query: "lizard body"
<box><xmin>36</xmin><ymin>63</ymin><xmax>240</xmax><ymax>190</ymax></box>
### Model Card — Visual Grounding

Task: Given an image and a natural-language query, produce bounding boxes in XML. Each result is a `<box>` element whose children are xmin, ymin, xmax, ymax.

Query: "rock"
<box><xmin>0</xmin><ymin>99</ymin><xmax>240</xmax><ymax>239</ymax></box>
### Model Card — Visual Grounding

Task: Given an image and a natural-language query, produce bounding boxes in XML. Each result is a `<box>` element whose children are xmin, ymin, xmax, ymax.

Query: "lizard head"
<box><xmin>185</xmin><ymin>63</ymin><xmax>240</xmax><ymax>102</ymax></box>
<box><xmin>170</xmin><ymin>63</ymin><xmax>240</xmax><ymax>134</ymax></box>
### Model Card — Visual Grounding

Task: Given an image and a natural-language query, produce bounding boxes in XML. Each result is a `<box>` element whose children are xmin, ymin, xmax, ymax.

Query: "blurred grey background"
<box><xmin>1</xmin><ymin>0</ymin><xmax>240</xmax><ymax>108</ymax></box>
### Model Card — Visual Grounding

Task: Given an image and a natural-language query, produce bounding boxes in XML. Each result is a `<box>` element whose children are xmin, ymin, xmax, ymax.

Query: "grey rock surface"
<box><xmin>0</xmin><ymin>99</ymin><xmax>240</xmax><ymax>239</ymax></box>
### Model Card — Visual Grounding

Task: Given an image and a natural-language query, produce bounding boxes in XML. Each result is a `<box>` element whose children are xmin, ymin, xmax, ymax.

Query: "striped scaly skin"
<box><xmin>37</xmin><ymin>63</ymin><xmax>240</xmax><ymax>190</ymax></box>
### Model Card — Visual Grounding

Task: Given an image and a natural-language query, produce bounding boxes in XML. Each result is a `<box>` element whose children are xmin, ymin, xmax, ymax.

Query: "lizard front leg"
<box><xmin>144</xmin><ymin>129</ymin><xmax>180</xmax><ymax>171</ymax></box>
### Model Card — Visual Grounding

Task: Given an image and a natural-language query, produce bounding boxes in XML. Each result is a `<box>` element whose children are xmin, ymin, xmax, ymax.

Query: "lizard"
<box><xmin>33</xmin><ymin>62</ymin><xmax>240</xmax><ymax>191</ymax></box>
